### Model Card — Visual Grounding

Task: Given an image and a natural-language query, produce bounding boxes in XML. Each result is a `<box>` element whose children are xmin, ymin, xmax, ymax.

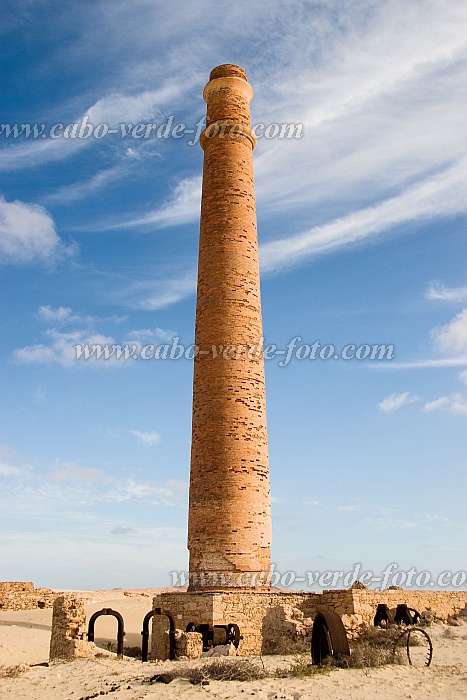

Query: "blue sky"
<box><xmin>1</xmin><ymin>0</ymin><xmax>466</xmax><ymax>590</ymax></box>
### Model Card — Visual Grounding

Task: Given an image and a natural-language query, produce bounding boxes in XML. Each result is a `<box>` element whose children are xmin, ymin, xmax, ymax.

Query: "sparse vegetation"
<box><xmin>0</xmin><ymin>663</ymin><xmax>30</xmax><ymax>678</ymax></box>
<box><xmin>343</xmin><ymin>627</ymin><xmax>404</xmax><ymax>668</ymax></box>
<box><xmin>263</xmin><ymin>634</ymin><xmax>311</xmax><ymax>655</ymax></box>
<box><xmin>275</xmin><ymin>654</ymin><xmax>333</xmax><ymax>678</ymax></box>
<box><xmin>123</xmin><ymin>646</ymin><xmax>142</xmax><ymax>659</ymax></box>
<box><xmin>156</xmin><ymin>658</ymin><xmax>267</xmax><ymax>684</ymax></box>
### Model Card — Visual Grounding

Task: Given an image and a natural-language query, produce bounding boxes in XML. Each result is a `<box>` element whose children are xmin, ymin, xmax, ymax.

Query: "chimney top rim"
<box><xmin>209</xmin><ymin>64</ymin><xmax>248</xmax><ymax>82</ymax></box>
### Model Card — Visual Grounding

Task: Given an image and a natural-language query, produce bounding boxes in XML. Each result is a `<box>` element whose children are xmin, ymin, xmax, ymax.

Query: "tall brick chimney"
<box><xmin>188</xmin><ymin>64</ymin><xmax>272</xmax><ymax>590</ymax></box>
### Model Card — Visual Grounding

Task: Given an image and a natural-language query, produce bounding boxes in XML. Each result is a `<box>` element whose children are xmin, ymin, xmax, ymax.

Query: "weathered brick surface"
<box><xmin>188</xmin><ymin>65</ymin><xmax>271</xmax><ymax>589</ymax></box>
<box><xmin>0</xmin><ymin>581</ymin><xmax>56</xmax><ymax>610</ymax></box>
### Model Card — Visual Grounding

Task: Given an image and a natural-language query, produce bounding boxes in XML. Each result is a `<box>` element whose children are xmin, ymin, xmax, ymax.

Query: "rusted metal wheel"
<box><xmin>311</xmin><ymin>611</ymin><xmax>350</xmax><ymax>665</ymax></box>
<box><xmin>393</xmin><ymin>627</ymin><xmax>433</xmax><ymax>667</ymax></box>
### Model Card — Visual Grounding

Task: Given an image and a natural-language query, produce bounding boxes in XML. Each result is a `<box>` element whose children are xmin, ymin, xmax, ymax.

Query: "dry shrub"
<box><xmin>123</xmin><ymin>646</ymin><xmax>142</xmax><ymax>658</ymax></box>
<box><xmin>342</xmin><ymin>627</ymin><xmax>403</xmax><ymax>669</ymax></box>
<box><xmin>168</xmin><ymin>658</ymin><xmax>266</xmax><ymax>683</ymax></box>
<box><xmin>276</xmin><ymin>654</ymin><xmax>333</xmax><ymax>678</ymax></box>
<box><xmin>0</xmin><ymin>663</ymin><xmax>30</xmax><ymax>678</ymax></box>
<box><xmin>264</xmin><ymin>635</ymin><xmax>310</xmax><ymax>655</ymax></box>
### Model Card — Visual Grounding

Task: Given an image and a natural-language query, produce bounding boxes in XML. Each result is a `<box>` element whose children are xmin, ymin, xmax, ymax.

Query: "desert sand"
<box><xmin>1</xmin><ymin>590</ymin><xmax>467</xmax><ymax>699</ymax></box>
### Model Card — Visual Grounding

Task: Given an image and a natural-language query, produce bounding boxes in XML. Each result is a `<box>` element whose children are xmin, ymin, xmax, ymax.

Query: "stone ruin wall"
<box><xmin>152</xmin><ymin>590</ymin><xmax>324</xmax><ymax>658</ymax></box>
<box><xmin>0</xmin><ymin>581</ymin><xmax>57</xmax><ymax>611</ymax></box>
<box><xmin>320</xmin><ymin>588</ymin><xmax>467</xmax><ymax>638</ymax></box>
<box><xmin>5</xmin><ymin>582</ymin><xmax>467</xmax><ymax>659</ymax></box>
<box><xmin>152</xmin><ymin>588</ymin><xmax>467</xmax><ymax>658</ymax></box>
<box><xmin>49</xmin><ymin>595</ymin><xmax>101</xmax><ymax>660</ymax></box>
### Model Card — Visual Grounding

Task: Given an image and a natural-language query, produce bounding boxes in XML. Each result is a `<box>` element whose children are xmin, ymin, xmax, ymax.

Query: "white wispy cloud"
<box><xmin>120</xmin><ymin>271</ymin><xmax>197</xmax><ymax>310</ymax></box>
<box><xmin>0</xmin><ymin>196</ymin><xmax>75</xmax><ymax>265</ymax></box>
<box><xmin>254</xmin><ymin>0</ymin><xmax>467</xmax><ymax>216</ymax></box>
<box><xmin>259</xmin><ymin>159</ymin><xmax>467</xmax><ymax>272</ymax></box>
<box><xmin>0</xmin><ymin>444</ymin><xmax>21</xmax><ymax>477</ymax></box>
<box><xmin>424</xmin><ymin>394</ymin><xmax>467</xmax><ymax>415</ymax></box>
<box><xmin>14</xmin><ymin>311</ymin><xmax>180</xmax><ymax>367</ymax></box>
<box><xmin>0</xmin><ymin>466</ymin><xmax>187</xmax><ymax>511</ymax></box>
<box><xmin>49</xmin><ymin>462</ymin><xmax>107</xmax><ymax>482</ymax></box>
<box><xmin>426</xmin><ymin>282</ymin><xmax>467</xmax><ymax>303</ymax></box>
<box><xmin>0</xmin><ymin>463</ymin><xmax>21</xmax><ymax>476</ymax></box>
<box><xmin>383</xmin><ymin>309</ymin><xmax>467</xmax><ymax>369</ymax></box>
<box><xmin>77</xmin><ymin>2</ymin><xmax>467</xmax><ymax>249</ymax></box>
<box><xmin>431</xmin><ymin>308</ymin><xmax>467</xmax><ymax>356</ymax></box>
<box><xmin>130</xmin><ymin>430</ymin><xmax>161</xmax><ymax>447</ymax></box>
<box><xmin>95</xmin><ymin>175</ymin><xmax>202</xmax><ymax>230</ymax></box>
<box><xmin>13</xmin><ymin>330</ymin><xmax>117</xmax><ymax>367</ymax></box>
<box><xmin>125</xmin><ymin>327</ymin><xmax>177</xmax><ymax>342</ymax></box>
<box><xmin>378</xmin><ymin>392</ymin><xmax>420</xmax><ymax>413</ymax></box>
<box><xmin>37</xmin><ymin>305</ymin><xmax>127</xmax><ymax>325</ymax></box>
<box><xmin>385</xmin><ymin>357</ymin><xmax>467</xmax><ymax>369</ymax></box>
<box><xmin>85</xmin><ymin>86</ymin><xmax>179</xmax><ymax>125</ymax></box>
<box><xmin>42</xmin><ymin>166</ymin><xmax>127</xmax><ymax>205</ymax></box>
<box><xmin>0</xmin><ymin>85</ymin><xmax>179</xmax><ymax>171</ymax></box>
<box><xmin>38</xmin><ymin>305</ymin><xmax>75</xmax><ymax>322</ymax></box>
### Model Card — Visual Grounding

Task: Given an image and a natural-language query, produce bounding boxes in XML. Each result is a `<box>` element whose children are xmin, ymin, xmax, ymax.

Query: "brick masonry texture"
<box><xmin>188</xmin><ymin>65</ymin><xmax>271</xmax><ymax>589</ymax></box>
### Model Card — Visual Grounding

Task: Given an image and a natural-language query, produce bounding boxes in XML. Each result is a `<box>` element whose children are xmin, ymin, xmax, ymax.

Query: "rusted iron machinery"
<box><xmin>374</xmin><ymin>603</ymin><xmax>421</xmax><ymax>627</ymax></box>
<box><xmin>140</xmin><ymin>608</ymin><xmax>242</xmax><ymax>661</ymax></box>
<box><xmin>311</xmin><ymin>609</ymin><xmax>432</xmax><ymax>668</ymax></box>
<box><xmin>185</xmin><ymin>622</ymin><xmax>241</xmax><ymax>652</ymax></box>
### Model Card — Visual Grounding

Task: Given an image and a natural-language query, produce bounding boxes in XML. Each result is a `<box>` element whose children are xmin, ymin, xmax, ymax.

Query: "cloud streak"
<box><xmin>130</xmin><ymin>430</ymin><xmax>161</xmax><ymax>447</ymax></box>
<box><xmin>0</xmin><ymin>85</ymin><xmax>179</xmax><ymax>172</ymax></box>
<box><xmin>377</xmin><ymin>309</ymin><xmax>467</xmax><ymax>370</ymax></box>
<box><xmin>259</xmin><ymin>159</ymin><xmax>467</xmax><ymax>272</ymax></box>
<box><xmin>424</xmin><ymin>394</ymin><xmax>467</xmax><ymax>415</ymax></box>
<box><xmin>378</xmin><ymin>392</ymin><xmax>420</xmax><ymax>413</ymax></box>
<box><xmin>91</xmin><ymin>176</ymin><xmax>202</xmax><ymax>231</ymax></box>
<box><xmin>426</xmin><ymin>282</ymin><xmax>467</xmax><ymax>303</ymax></box>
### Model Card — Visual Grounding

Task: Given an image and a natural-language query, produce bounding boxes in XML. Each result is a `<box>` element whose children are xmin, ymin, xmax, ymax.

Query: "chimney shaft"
<box><xmin>188</xmin><ymin>65</ymin><xmax>272</xmax><ymax>590</ymax></box>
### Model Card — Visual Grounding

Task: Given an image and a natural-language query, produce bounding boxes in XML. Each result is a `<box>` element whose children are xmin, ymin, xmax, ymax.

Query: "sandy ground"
<box><xmin>1</xmin><ymin>591</ymin><xmax>466</xmax><ymax>699</ymax></box>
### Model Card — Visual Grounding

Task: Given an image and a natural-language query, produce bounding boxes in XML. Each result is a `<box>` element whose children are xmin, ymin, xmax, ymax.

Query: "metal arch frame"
<box><xmin>87</xmin><ymin>607</ymin><xmax>125</xmax><ymax>657</ymax></box>
<box><xmin>141</xmin><ymin>607</ymin><xmax>176</xmax><ymax>662</ymax></box>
